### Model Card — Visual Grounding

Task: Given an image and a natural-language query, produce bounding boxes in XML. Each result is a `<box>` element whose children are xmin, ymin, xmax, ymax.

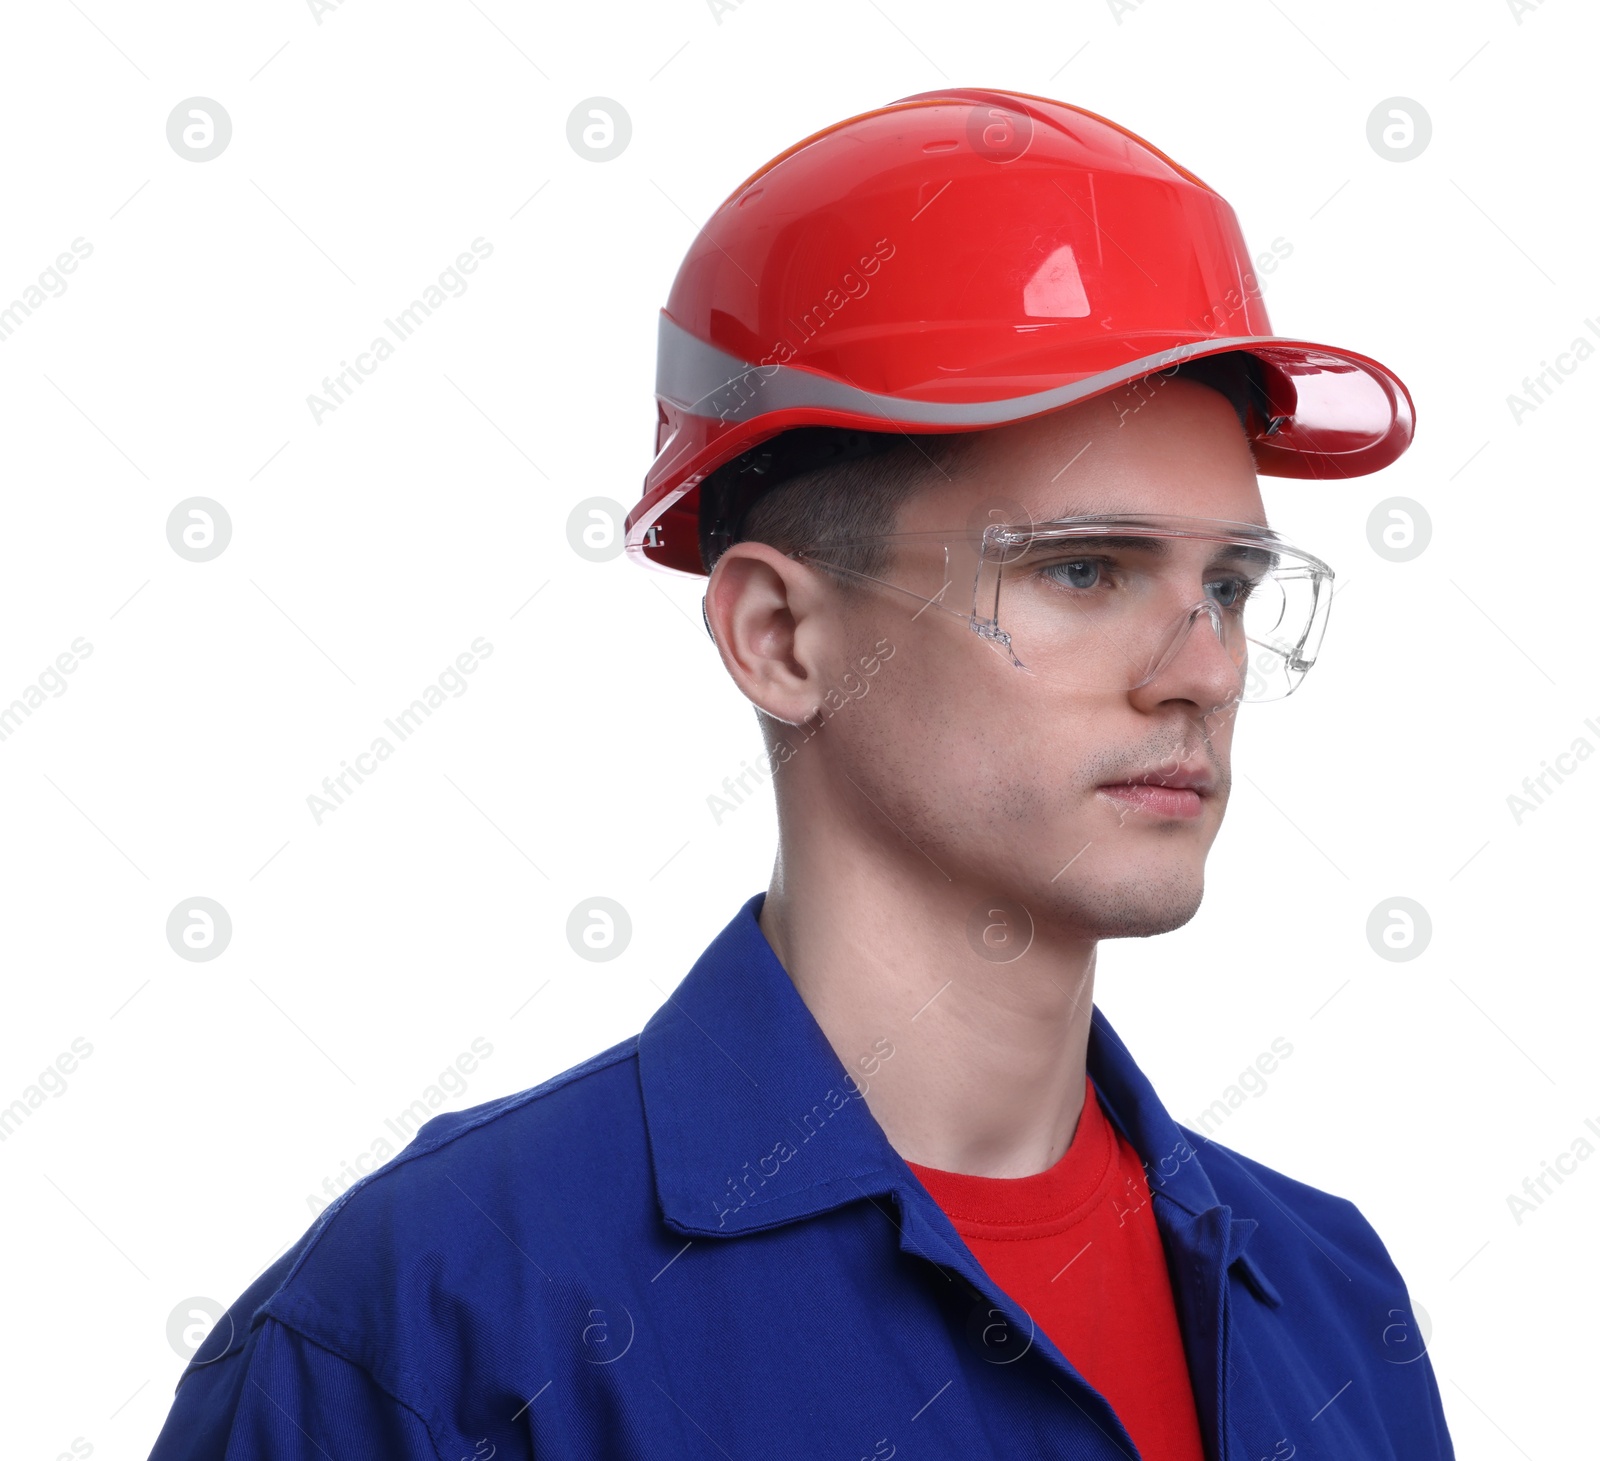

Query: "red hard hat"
<box><xmin>626</xmin><ymin>87</ymin><xmax>1415</xmax><ymax>576</ymax></box>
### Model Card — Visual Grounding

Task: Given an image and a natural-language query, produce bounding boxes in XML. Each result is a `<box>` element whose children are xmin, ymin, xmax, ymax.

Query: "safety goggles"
<box><xmin>789</xmin><ymin>513</ymin><xmax>1335</xmax><ymax>705</ymax></box>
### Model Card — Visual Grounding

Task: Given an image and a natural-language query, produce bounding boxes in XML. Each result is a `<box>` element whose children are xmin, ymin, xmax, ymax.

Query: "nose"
<box><xmin>1127</xmin><ymin>601</ymin><xmax>1245</xmax><ymax>717</ymax></box>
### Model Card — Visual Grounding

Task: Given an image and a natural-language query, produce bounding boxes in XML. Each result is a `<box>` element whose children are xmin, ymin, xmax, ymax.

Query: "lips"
<box><xmin>1097</xmin><ymin>763</ymin><xmax>1214</xmax><ymax>820</ymax></box>
<box><xmin>1098</xmin><ymin>783</ymin><xmax>1204</xmax><ymax>818</ymax></box>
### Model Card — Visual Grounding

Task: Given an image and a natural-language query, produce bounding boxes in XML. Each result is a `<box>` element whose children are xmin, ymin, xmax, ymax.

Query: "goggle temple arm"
<box><xmin>788</xmin><ymin>542</ymin><xmax>1027</xmax><ymax>668</ymax></box>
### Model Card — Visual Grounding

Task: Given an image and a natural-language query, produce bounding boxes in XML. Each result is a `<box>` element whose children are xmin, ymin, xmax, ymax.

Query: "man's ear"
<box><xmin>703</xmin><ymin>542</ymin><xmax>841</xmax><ymax>726</ymax></box>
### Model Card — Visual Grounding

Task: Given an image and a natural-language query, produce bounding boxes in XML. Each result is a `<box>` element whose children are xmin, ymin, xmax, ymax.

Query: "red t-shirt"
<box><xmin>905</xmin><ymin>1077</ymin><xmax>1207</xmax><ymax>1461</ymax></box>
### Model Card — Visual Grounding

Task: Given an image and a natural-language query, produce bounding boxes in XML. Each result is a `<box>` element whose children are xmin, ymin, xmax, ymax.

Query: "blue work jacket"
<box><xmin>149</xmin><ymin>893</ymin><xmax>1453</xmax><ymax>1460</ymax></box>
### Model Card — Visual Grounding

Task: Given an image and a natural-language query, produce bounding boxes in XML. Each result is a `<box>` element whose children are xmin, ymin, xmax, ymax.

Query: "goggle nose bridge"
<box><xmin>1130</xmin><ymin>598</ymin><xmax>1234</xmax><ymax>692</ymax></box>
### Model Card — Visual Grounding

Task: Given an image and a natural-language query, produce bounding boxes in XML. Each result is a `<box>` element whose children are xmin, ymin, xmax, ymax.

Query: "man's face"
<box><xmin>814</xmin><ymin>377</ymin><xmax>1268</xmax><ymax>942</ymax></box>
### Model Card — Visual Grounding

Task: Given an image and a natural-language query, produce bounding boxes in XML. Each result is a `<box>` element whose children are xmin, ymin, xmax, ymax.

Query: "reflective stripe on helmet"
<box><xmin>656</xmin><ymin>313</ymin><xmax>1283</xmax><ymax>430</ymax></box>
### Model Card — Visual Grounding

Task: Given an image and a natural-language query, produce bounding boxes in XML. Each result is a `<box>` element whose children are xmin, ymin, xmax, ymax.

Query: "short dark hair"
<box><xmin>700</xmin><ymin>428</ymin><xmax>975</xmax><ymax>580</ymax></box>
<box><xmin>697</xmin><ymin>353</ymin><xmax>1262</xmax><ymax>579</ymax></box>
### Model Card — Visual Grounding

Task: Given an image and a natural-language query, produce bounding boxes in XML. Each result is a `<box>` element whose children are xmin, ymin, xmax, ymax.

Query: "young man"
<box><xmin>149</xmin><ymin>90</ymin><xmax>1452</xmax><ymax>1460</ymax></box>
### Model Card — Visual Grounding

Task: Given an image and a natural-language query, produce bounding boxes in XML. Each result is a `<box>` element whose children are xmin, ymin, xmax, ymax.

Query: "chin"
<box><xmin>1089</xmin><ymin>899</ymin><xmax>1203</xmax><ymax>940</ymax></box>
<box><xmin>1033</xmin><ymin>871</ymin><xmax>1206</xmax><ymax>942</ymax></box>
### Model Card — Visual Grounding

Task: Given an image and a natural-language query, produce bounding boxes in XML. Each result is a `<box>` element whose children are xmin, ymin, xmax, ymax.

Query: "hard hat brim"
<box><xmin>626</xmin><ymin>331</ymin><xmax>1414</xmax><ymax>577</ymax></box>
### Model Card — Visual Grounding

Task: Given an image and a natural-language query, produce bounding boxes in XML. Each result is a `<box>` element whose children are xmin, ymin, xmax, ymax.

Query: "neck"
<box><xmin>759</xmin><ymin>789</ymin><xmax>1099</xmax><ymax>1179</ymax></box>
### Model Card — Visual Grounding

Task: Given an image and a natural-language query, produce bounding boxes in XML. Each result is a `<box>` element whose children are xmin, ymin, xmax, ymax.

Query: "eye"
<box><xmin>1207</xmin><ymin>575</ymin><xmax>1257</xmax><ymax>609</ymax></box>
<box><xmin>1041</xmin><ymin>557</ymin><xmax>1108</xmax><ymax>590</ymax></box>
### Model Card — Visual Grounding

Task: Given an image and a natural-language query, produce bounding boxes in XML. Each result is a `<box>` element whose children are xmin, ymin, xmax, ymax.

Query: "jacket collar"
<box><xmin>638</xmin><ymin>894</ymin><xmax>904</xmax><ymax>1237</ymax></box>
<box><xmin>637</xmin><ymin>893</ymin><xmax>1277</xmax><ymax>1301</ymax></box>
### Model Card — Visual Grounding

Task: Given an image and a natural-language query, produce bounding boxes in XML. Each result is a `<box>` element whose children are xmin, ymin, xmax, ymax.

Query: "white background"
<box><xmin>1</xmin><ymin>0</ymin><xmax>1593</xmax><ymax>1455</ymax></box>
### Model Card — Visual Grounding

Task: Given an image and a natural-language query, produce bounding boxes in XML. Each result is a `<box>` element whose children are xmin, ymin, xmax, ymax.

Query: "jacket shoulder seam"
<box><xmin>254</xmin><ymin>1310</ymin><xmax>452</xmax><ymax>1461</ymax></box>
<box><xmin>266</xmin><ymin>1035</ymin><xmax>640</xmax><ymax>1304</ymax></box>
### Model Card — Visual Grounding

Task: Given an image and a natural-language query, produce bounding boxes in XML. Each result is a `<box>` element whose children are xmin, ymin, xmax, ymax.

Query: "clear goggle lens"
<box><xmin>792</xmin><ymin>514</ymin><xmax>1334</xmax><ymax>706</ymax></box>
